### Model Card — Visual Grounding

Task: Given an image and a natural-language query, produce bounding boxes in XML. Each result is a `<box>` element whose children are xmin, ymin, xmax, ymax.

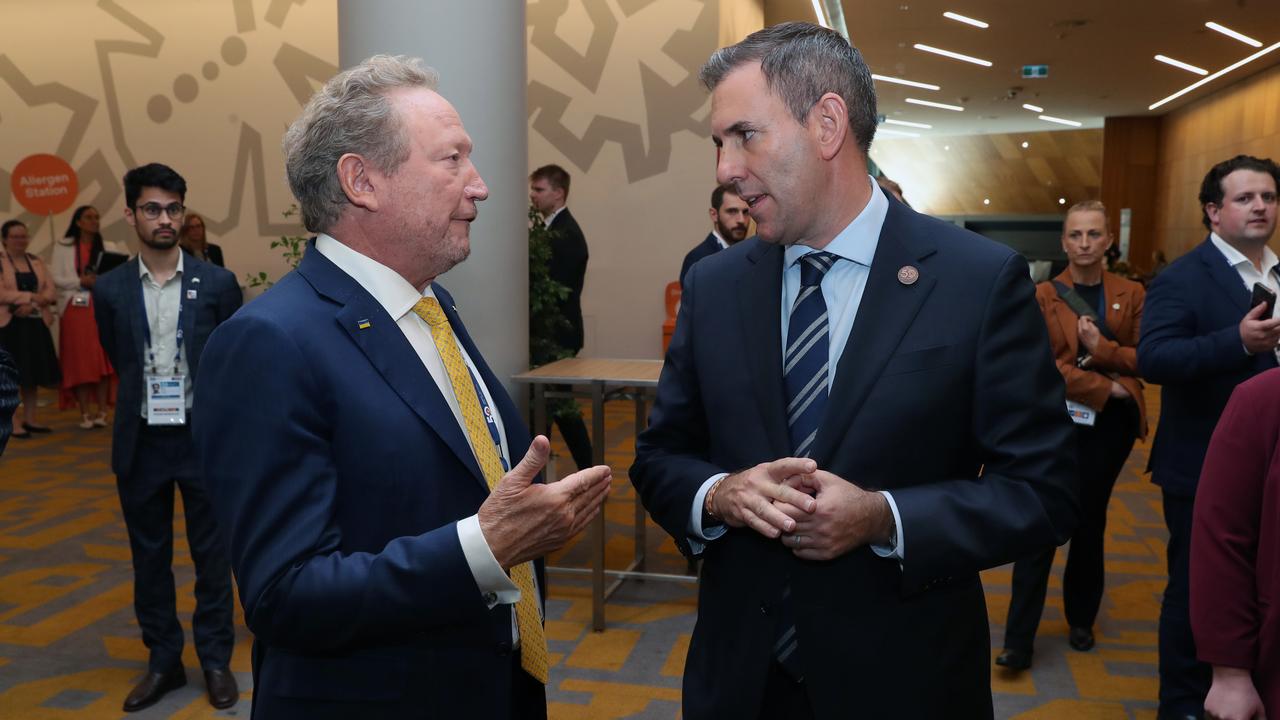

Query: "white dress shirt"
<box><xmin>687</xmin><ymin>178</ymin><xmax>906</xmax><ymax>559</ymax></box>
<box><xmin>711</xmin><ymin>230</ymin><xmax>730</xmax><ymax>250</ymax></box>
<box><xmin>1209</xmin><ymin>232</ymin><xmax>1280</xmax><ymax>362</ymax></box>
<box><xmin>316</xmin><ymin>235</ymin><xmax>521</xmax><ymax>607</ymax></box>
<box><xmin>138</xmin><ymin>252</ymin><xmax>193</xmax><ymax>416</ymax></box>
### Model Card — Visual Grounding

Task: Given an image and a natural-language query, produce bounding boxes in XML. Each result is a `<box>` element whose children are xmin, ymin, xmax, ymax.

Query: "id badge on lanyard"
<box><xmin>142</xmin><ymin>282</ymin><xmax>186</xmax><ymax>425</ymax></box>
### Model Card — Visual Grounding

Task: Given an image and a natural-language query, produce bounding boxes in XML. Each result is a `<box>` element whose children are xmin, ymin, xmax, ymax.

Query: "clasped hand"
<box><xmin>708</xmin><ymin>458</ymin><xmax>892</xmax><ymax>561</ymax></box>
<box><xmin>478</xmin><ymin>435</ymin><xmax>612</xmax><ymax>569</ymax></box>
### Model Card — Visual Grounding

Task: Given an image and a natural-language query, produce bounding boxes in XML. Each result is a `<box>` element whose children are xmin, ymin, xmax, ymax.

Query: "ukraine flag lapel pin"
<box><xmin>357</xmin><ymin>318</ymin><xmax>371</xmax><ymax>330</ymax></box>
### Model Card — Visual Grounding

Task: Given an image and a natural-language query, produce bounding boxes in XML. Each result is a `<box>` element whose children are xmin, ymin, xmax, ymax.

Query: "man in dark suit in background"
<box><xmin>529</xmin><ymin>163</ymin><xmax>593</xmax><ymax>470</ymax></box>
<box><xmin>1137</xmin><ymin>154</ymin><xmax>1280</xmax><ymax>720</ymax></box>
<box><xmin>631</xmin><ymin>23</ymin><xmax>1077</xmax><ymax>719</ymax></box>
<box><xmin>195</xmin><ymin>56</ymin><xmax>611</xmax><ymax>719</ymax></box>
<box><xmin>93</xmin><ymin>163</ymin><xmax>243</xmax><ymax>712</ymax></box>
<box><xmin>679</xmin><ymin>183</ymin><xmax>750</xmax><ymax>288</ymax></box>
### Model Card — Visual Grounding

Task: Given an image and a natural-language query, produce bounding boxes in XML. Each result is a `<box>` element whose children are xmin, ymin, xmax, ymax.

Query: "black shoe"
<box><xmin>23</xmin><ymin>423</ymin><xmax>52</xmax><ymax>434</ymax></box>
<box><xmin>204</xmin><ymin>667</ymin><xmax>239</xmax><ymax>709</ymax></box>
<box><xmin>11</xmin><ymin>430</ymin><xmax>31</xmax><ymax>439</ymax></box>
<box><xmin>1069</xmin><ymin>626</ymin><xmax>1096</xmax><ymax>651</ymax></box>
<box><xmin>123</xmin><ymin>666</ymin><xmax>186</xmax><ymax>712</ymax></box>
<box><xmin>995</xmin><ymin>648</ymin><xmax>1032</xmax><ymax>670</ymax></box>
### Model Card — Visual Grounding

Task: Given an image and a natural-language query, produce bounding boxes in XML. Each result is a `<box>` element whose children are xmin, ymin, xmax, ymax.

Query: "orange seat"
<box><xmin>662</xmin><ymin>281</ymin><xmax>681</xmax><ymax>354</ymax></box>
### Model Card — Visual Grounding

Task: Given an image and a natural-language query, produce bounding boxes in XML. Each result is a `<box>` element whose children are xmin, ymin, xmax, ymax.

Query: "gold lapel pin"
<box><xmin>897</xmin><ymin>265</ymin><xmax>919</xmax><ymax>285</ymax></box>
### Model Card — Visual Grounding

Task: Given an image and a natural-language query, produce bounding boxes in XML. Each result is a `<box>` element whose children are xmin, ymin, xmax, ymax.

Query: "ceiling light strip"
<box><xmin>1038</xmin><ymin>114</ymin><xmax>1082</xmax><ymax>127</ymax></box>
<box><xmin>913</xmin><ymin>43</ymin><xmax>993</xmax><ymax>67</ymax></box>
<box><xmin>884</xmin><ymin>118</ymin><xmax>933</xmax><ymax>129</ymax></box>
<box><xmin>878</xmin><ymin>128</ymin><xmax>921</xmax><ymax>138</ymax></box>
<box><xmin>871</xmin><ymin>73</ymin><xmax>941</xmax><ymax>91</ymax></box>
<box><xmin>1021</xmin><ymin>103</ymin><xmax>1044</xmax><ymax>112</ymax></box>
<box><xmin>1205</xmin><ymin>22</ymin><xmax>1262</xmax><ymax>48</ymax></box>
<box><xmin>809</xmin><ymin>0</ymin><xmax>829</xmax><ymax>29</ymax></box>
<box><xmin>1150</xmin><ymin>40</ymin><xmax>1280</xmax><ymax>110</ymax></box>
<box><xmin>905</xmin><ymin>97</ymin><xmax>965</xmax><ymax>111</ymax></box>
<box><xmin>1155</xmin><ymin>54</ymin><xmax>1208</xmax><ymax>75</ymax></box>
<box><xmin>943</xmin><ymin>11</ymin><xmax>988</xmax><ymax>29</ymax></box>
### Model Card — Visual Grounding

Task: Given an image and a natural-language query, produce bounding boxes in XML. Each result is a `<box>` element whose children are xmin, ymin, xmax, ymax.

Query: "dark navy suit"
<box><xmin>1138</xmin><ymin>236</ymin><xmax>1278</xmax><ymax>715</ymax></box>
<box><xmin>93</xmin><ymin>252</ymin><xmax>241</xmax><ymax>672</ymax></box>
<box><xmin>679</xmin><ymin>233</ymin><xmax>722</xmax><ymax>288</ymax></box>
<box><xmin>194</xmin><ymin>245</ymin><xmax>545</xmax><ymax>719</ymax></box>
<box><xmin>632</xmin><ymin>196</ymin><xmax>1078</xmax><ymax>718</ymax></box>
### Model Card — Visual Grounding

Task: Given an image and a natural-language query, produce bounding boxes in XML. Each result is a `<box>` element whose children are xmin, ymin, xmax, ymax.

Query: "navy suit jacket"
<box><xmin>1138</xmin><ymin>237</ymin><xmax>1278</xmax><ymax>497</ymax></box>
<box><xmin>194</xmin><ymin>245</ymin><xmax>543</xmax><ymax>719</ymax></box>
<box><xmin>547</xmin><ymin>208</ymin><xmax>588</xmax><ymax>352</ymax></box>
<box><xmin>93</xmin><ymin>252</ymin><xmax>242</xmax><ymax>476</ymax></box>
<box><xmin>631</xmin><ymin>196</ymin><xmax>1078</xmax><ymax>719</ymax></box>
<box><xmin>679</xmin><ymin>233</ymin><xmax>721</xmax><ymax>288</ymax></box>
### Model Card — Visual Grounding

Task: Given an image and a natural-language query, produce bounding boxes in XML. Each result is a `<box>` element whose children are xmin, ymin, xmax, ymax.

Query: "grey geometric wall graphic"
<box><xmin>274</xmin><ymin>43</ymin><xmax>339</xmax><ymax>106</ymax></box>
<box><xmin>265</xmin><ymin>0</ymin><xmax>308</xmax><ymax>29</ymax></box>
<box><xmin>95</xmin><ymin>0</ymin><xmax>164</xmax><ymax>170</ymax></box>
<box><xmin>617</xmin><ymin>0</ymin><xmax>662</xmax><ymax>17</ymax></box>
<box><xmin>527</xmin><ymin>0</ymin><xmax>715</xmax><ymax>183</ymax></box>
<box><xmin>206</xmin><ymin>123</ymin><xmax>299</xmax><ymax>237</ymax></box>
<box><xmin>528</xmin><ymin>0</ymin><xmax>618</xmax><ymax>93</ymax></box>
<box><xmin>233</xmin><ymin>0</ymin><xmax>255</xmax><ymax>32</ymax></box>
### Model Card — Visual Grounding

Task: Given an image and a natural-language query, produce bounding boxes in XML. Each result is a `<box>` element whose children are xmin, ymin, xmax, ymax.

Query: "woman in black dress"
<box><xmin>0</xmin><ymin>220</ymin><xmax>61</xmax><ymax>437</ymax></box>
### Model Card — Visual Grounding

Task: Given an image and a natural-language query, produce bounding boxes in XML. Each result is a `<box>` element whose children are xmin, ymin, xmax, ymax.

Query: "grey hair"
<box><xmin>282</xmin><ymin>54</ymin><xmax>439</xmax><ymax>233</ymax></box>
<box><xmin>699</xmin><ymin>22</ymin><xmax>877</xmax><ymax>153</ymax></box>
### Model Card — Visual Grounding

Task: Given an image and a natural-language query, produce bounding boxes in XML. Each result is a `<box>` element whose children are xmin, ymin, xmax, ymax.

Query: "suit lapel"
<box><xmin>299</xmin><ymin>249</ymin><xmax>487</xmax><ymax>486</ymax></box>
<box><xmin>1198</xmin><ymin>238</ymin><xmax>1251</xmax><ymax>313</ymax></box>
<box><xmin>180</xmin><ymin>255</ymin><xmax>199</xmax><ymax>371</ymax></box>
<box><xmin>808</xmin><ymin>205</ymin><xmax>937</xmax><ymax>464</ymax></box>
<box><xmin>126</xmin><ymin>259</ymin><xmax>148</xmax><ymax>366</ymax></box>
<box><xmin>740</xmin><ymin>242</ymin><xmax>791</xmax><ymax>458</ymax></box>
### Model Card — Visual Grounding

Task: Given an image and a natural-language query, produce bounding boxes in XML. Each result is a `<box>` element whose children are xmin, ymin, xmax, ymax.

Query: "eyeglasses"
<box><xmin>135</xmin><ymin>202</ymin><xmax>186</xmax><ymax>220</ymax></box>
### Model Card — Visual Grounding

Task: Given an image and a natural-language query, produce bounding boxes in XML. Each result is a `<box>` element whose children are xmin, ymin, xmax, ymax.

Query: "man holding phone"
<box><xmin>1138</xmin><ymin>154</ymin><xmax>1280</xmax><ymax>719</ymax></box>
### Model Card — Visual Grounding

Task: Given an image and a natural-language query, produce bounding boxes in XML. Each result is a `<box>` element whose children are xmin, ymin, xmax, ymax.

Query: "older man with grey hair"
<box><xmin>630</xmin><ymin>22</ymin><xmax>1077</xmax><ymax>719</ymax></box>
<box><xmin>194</xmin><ymin>55</ymin><xmax>612</xmax><ymax>720</ymax></box>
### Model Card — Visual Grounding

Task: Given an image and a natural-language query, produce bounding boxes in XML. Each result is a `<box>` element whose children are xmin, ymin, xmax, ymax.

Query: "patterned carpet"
<box><xmin>0</xmin><ymin>387</ymin><xmax>1167</xmax><ymax>719</ymax></box>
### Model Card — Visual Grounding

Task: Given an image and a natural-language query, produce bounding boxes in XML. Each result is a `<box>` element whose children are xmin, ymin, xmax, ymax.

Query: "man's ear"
<box><xmin>810</xmin><ymin>92</ymin><xmax>850</xmax><ymax>161</ymax></box>
<box><xmin>337</xmin><ymin>153</ymin><xmax>379</xmax><ymax>212</ymax></box>
<box><xmin>1204</xmin><ymin>203</ymin><xmax>1221</xmax><ymax>228</ymax></box>
<box><xmin>124</xmin><ymin>207</ymin><xmax>136</xmax><ymax>229</ymax></box>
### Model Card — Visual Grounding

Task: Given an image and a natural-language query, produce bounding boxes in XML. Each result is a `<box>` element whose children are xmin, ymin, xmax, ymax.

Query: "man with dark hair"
<box><xmin>631</xmin><ymin>22</ymin><xmax>1076</xmax><ymax>719</ymax></box>
<box><xmin>679</xmin><ymin>184</ymin><xmax>750</xmax><ymax>288</ymax></box>
<box><xmin>1139</xmin><ymin>153</ymin><xmax>1280</xmax><ymax>719</ymax></box>
<box><xmin>529</xmin><ymin>163</ymin><xmax>593</xmax><ymax>470</ymax></box>
<box><xmin>93</xmin><ymin>162</ymin><xmax>243</xmax><ymax>712</ymax></box>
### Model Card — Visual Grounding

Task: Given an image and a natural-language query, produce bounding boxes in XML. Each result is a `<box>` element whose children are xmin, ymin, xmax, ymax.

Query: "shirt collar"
<box><xmin>139</xmin><ymin>250</ymin><xmax>184</xmax><ymax>283</ymax></box>
<box><xmin>785</xmin><ymin>175</ymin><xmax>887</xmax><ymax>269</ymax></box>
<box><xmin>544</xmin><ymin>206</ymin><xmax>566</xmax><ymax>227</ymax></box>
<box><xmin>1210</xmin><ymin>232</ymin><xmax>1279</xmax><ymax>274</ymax></box>
<box><xmin>711</xmin><ymin>229</ymin><xmax>729</xmax><ymax>249</ymax></box>
<box><xmin>316</xmin><ymin>233</ymin><xmax>430</xmax><ymax>320</ymax></box>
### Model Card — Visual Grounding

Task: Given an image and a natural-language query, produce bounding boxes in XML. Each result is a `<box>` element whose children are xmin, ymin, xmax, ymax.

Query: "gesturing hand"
<box><xmin>478</xmin><ymin>435</ymin><xmax>612</xmax><ymax>568</ymax></box>
<box><xmin>774</xmin><ymin>471</ymin><xmax>893</xmax><ymax>561</ymax></box>
<box><xmin>708</xmin><ymin>458</ymin><xmax>818</xmax><ymax>539</ymax></box>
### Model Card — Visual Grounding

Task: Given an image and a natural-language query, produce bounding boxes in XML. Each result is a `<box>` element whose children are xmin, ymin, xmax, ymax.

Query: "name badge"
<box><xmin>1066</xmin><ymin>399</ymin><xmax>1096</xmax><ymax>426</ymax></box>
<box><xmin>146</xmin><ymin>374</ymin><xmax>187</xmax><ymax>426</ymax></box>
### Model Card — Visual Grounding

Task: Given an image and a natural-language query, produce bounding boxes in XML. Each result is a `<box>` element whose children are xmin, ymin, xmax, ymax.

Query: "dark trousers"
<box><xmin>1003</xmin><ymin>398</ymin><xmax>1137</xmax><ymax>653</ymax></box>
<box><xmin>546</xmin><ymin>384</ymin><xmax>594</xmax><ymax>471</ymax></box>
<box><xmin>758</xmin><ymin>662</ymin><xmax>814</xmax><ymax>720</ymax></box>
<box><xmin>116</xmin><ymin>423</ymin><xmax>235</xmax><ymax>672</ymax></box>
<box><xmin>1159</xmin><ymin>491</ymin><xmax>1210</xmax><ymax>716</ymax></box>
<box><xmin>511</xmin><ymin>652</ymin><xmax>548</xmax><ymax>720</ymax></box>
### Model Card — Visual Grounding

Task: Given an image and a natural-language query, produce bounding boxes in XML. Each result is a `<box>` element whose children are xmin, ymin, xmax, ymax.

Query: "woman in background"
<box><xmin>179</xmin><ymin>212</ymin><xmax>223</xmax><ymax>267</ymax></box>
<box><xmin>51</xmin><ymin>205</ymin><xmax>114</xmax><ymax>429</ymax></box>
<box><xmin>0</xmin><ymin>220</ymin><xmax>60</xmax><ymax>437</ymax></box>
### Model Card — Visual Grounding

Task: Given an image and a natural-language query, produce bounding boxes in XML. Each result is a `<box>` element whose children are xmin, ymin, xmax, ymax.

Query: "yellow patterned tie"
<box><xmin>412</xmin><ymin>297</ymin><xmax>550</xmax><ymax>684</ymax></box>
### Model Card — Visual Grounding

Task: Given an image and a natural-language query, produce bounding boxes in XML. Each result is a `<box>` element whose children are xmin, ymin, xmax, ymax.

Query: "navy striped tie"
<box><xmin>774</xmin><ymin>250</ymin><xmax>837</xmax><ymax>679</ymax></box>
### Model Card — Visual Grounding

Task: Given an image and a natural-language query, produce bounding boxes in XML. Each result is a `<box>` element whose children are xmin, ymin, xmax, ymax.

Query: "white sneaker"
<box><xmin>92</xmin><ymin>412</ymin><xmax>108</xmax><ymax>428</ymax></box>
<box><xmin>79</xmin><ymin>415</ymin><xmax>95</xmax><ymax>430</ymax></box>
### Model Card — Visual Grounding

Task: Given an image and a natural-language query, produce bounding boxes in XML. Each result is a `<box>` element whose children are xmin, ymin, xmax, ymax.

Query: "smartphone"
<box><xmin>1251</xmin><ymin>282</ymin><xmax>1277</xmax><ymax>319</ymax></box>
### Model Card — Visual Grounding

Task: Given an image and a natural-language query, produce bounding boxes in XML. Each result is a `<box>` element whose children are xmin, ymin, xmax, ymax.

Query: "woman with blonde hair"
<box><xmin>179</xmin><ymin>212</ymin><xmax>223</xmax><ymax>267</ymax></box>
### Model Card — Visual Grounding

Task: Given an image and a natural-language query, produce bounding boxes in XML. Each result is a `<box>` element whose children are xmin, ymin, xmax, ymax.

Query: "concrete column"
<box><xmin>338</xmin><ymin>0</ymin><xmax>529</xmax><ymax>396</ymax></box>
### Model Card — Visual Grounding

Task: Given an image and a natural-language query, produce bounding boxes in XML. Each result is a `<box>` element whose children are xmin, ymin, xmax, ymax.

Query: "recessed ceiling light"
<box><xmin>809</xmin><ymin>0</ymin><xmax>829</xmax><ymax>28</ymax></box>
<box><xmin>1038</xmin><ymin>114</ymin><xmax>1082</xmax><ymax>127</ymax></box>
<box><xmin>943</xmin><ymin>11</ymin><xmax>988</xmax><ymax>29</ymax></box>
<box><xmin>944</xmin><ymin>145</ymin><xmax>951</xmax><ymax>150</ymax></box>
<box><xmin>1155</xmin><ymin>54</ymin><xmax>1209</xmax><ymax>76</ymax></box>
<box><xmin>878</xmin><ymin>128</ymin><xmax>921</xmax><ymax>138</ymax></box>
<box><xmin>1150</xmin><ymin>40</ymin><xmax>1280</xmax><ymax>109</ymax></box>
<box><xmin>906</xmin><ymin>97</ymin><xmax>965</xmax><ymax>111</ymax></box>
<box><xmin>1205</xmin><ymin>21</ymin><xmax>1262</xmax><ymax>48</ymax></box>
<box><xmin>1022</xmin><ymin>103</ymin><xmax>1044</xmax><ymax>112</ymax></box>
<box><xmin>871</xmin><ymin>73</ymin><xmax>941</xmax><ymax>91</ymax></box>
<box><xmin>913</xmin><ymin>43</ymin><xmax>993</xmax><ymax>67</ymax></box>
<box><xmin>983</xmin><ymin>198</ymin><xmax>990</xmax><ymax>205</ymax></box>
<box><xmin>884</xmin><ymin>118</ymin><xmax>933</xmax><ymax>129</ymax></box>
<box><xmin>1059</xmin><ymin>198</ymin><xmax>1067</xmax><ymax>205</ymax></box>
<box><xmin>1021</xmin><ymin>141</ymin><xmax>1029</xmax><ymax>148</ymax></box>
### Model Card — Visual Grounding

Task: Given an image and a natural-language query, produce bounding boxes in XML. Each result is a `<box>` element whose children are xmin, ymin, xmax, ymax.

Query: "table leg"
<box><xmin>590</xmin><ymin>382</ymin><xmax>606</xmax><ymax>631</ymax></box>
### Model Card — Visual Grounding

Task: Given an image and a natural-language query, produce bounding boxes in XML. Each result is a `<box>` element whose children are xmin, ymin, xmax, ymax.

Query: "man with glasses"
<box><xmin>93</xmin><ymin>163</ymin><xmax>243</xmax><ymax>712</ymax></box>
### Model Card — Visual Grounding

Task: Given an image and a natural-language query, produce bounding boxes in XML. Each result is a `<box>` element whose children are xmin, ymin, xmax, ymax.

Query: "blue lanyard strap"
<box><xmin>139</xmin><ymin>278</ymin><xmax>184</xmax><ymax>372</ymax></box>
<box><xmin>466</xmin><ymin>365</ymin><xmax>508</xmax><ymax>472</ymax></box>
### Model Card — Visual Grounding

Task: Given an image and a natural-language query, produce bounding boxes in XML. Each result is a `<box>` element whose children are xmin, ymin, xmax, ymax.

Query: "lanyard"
<box><xmin>139</xmin><ymin>278</ymin><xmax>184</xmax><ymax>374</ymax></box>
<box><xmin>466</xmin><ymin>364</ymin><xmax>508</xmax><ymax>472</ymax></box>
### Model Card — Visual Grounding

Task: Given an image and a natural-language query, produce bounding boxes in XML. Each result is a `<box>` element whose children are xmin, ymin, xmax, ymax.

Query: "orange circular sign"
<box><xmin>10</xmin><ymin>154</ymin><xmax>78</xmax><ymax>215</ymax></box>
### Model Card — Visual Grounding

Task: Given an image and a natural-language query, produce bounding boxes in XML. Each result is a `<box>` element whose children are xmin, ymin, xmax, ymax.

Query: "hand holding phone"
<box><xmin>1251</xmin><ymin>282</ymin><xmax>1276</xmax><ymax>319</ymax></box>
<box><xmin>1241</xmin><ymin>284</ymin><xmax>1280</xmax><ymax>354</ymax></box>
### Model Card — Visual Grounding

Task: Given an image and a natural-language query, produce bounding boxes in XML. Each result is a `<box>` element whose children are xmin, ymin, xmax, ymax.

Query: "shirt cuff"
<box><xmin>687</xmin><ymin>473</ymin><xmax>730</xmax><ymax>555</ymax></box>
<box><xmin>457</xmin><ymin>515</ymin><xmax>520</xmax><ymax>608</ymax></box>
<box><xmin>870</xmin><ymin>490</ymin><xmax>905</xmax><ymax>561</ymax></box>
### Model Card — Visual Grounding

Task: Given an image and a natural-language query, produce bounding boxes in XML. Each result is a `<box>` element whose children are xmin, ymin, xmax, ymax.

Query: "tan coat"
<box><xmin>0</xmin><ymin>250</ymin><xmax>57</xmax><ymax>328</ymax></box>
<box><xmin>1035</xmin><ymin>269</ymin><xmax>1148</xmax><ymax>439</ymax></box>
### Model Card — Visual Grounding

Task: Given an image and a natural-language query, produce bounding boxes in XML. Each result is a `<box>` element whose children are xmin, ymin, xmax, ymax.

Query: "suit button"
<box><xmin>759</xmin><ymin>602</ymin><xmax>772</xmax><ymax>616</ymax></box>
<box><xmin>496</xmin><ymin>641</ymin><xmax>512</xmax><ymax>656</ymax></box>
